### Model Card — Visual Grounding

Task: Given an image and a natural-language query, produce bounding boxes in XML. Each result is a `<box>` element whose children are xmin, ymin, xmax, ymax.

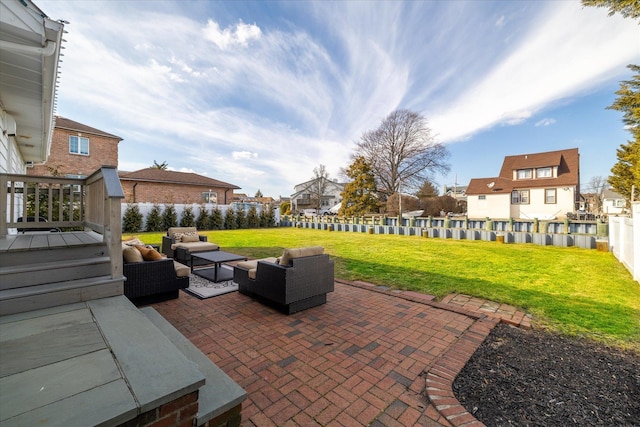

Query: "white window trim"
<box><xmin>544</xmin><ymin>188</ymin><xmax>556</xmax><ymax>204</ymax></box>
<box><xmin>69</xmin><ymin>135</ymin><xmax>90</xmax><ymax>156</ymax></box>
<box><xmin>517</xmin><ymin>169</ymin><xmax>532</xmax><ymax>179</ymax></box>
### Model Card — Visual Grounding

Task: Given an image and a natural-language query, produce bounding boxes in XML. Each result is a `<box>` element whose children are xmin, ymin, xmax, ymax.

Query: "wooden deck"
<box><xmin>0</xmin><ymin>231</ymin><xmax>103</xmax><ymax>253</ymax></box>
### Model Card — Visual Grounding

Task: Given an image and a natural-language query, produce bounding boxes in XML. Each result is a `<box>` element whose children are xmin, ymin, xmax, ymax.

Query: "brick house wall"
<box><xmin>27</xmin><ymin>117</ymin><xmax>121</xmax><ymax>178</ymax></box>
<box><xmin>120</xmin><ymin>181</ymin><xmax>235</xmax><ymax>205</ymax></box>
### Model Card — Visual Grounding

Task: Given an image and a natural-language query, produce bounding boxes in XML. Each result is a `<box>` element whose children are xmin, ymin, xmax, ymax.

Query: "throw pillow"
<box><xmin>172</xmin><ymin>232</ymin><xmax>184</xmax><ymax>243</ymax></box>
<box><xmin>135</xmin><ymin>245</ymin><xmax>164</xmax><ymax>261</ymax></box>
<box><xmin>181</xmin><ymin>233</ymin><xmax>200</xmax><ymax>243</ymax></box>
<box><xmin>123</xmin><ymin>245</ymin><xmax>144</xmax><ymax>263</ymax></box>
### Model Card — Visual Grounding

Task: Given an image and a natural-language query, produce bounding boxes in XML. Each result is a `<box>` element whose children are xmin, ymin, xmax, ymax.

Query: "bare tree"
<box><xmin>355</xmin><ymin>109</ymin><xmax>450</xmax><ymax>197</ymax></box>
<box><xmin>588</xmin><ymin>176</ymin><xmax>607</xmax><ymax>213</ymax></box>
<box><xmin>296</xmin><ymin>164</ymin><xmax>330</xmax><ymax>213</ymax></box>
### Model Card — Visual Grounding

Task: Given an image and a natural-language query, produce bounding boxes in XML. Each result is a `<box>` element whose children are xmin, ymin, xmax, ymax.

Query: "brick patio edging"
<box><xmin>335</xmin><ymin>279</ymin><xmax>524</xmax><ymax>427</ymax></box>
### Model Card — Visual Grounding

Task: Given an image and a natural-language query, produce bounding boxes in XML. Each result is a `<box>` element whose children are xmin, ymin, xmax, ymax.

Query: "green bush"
<box><xmin>236</xmin><ymin>207</ymin><xmax>247</xmax><ymax>229</ymax></box>
<box><xmin>224</xmin><ymin>208</ymin><xmax>236</xmax><ymax>230</ymax></box>
<box><xmin>260</xmin><ymin>205</ymin><xmax>275</xmax><ymax>227</ymax></box>
<box><xmin>161</xmin><ymin>204</ymin><xmax>178</xmax><ymax>230</ymax></box>
<box><xmin>210</xmin><ymin>208</ymin><xmax>223</xmax><ymax>230</ymax></box>
<box><xmin>247</xmin><ymin>205</ymin><xmax>260</xmax><ymax>228</ymax></box>
<box><xmin>145</xmin><ymin>204</ymin><xmax>163</xmax><ymax>232</ymax></box>
<box><xmin>122</xmin><ymin>203</ymin><xmax>143</xmax><ymax>233</ymax></box>
<box><xmin>196</xmin><ymin>204</ymin><xmax>210</xmax><ymax>230</ymax></box>
<box><xmin>180</xmin><ymin>205</ymin><xmax>195</xmax><ymax>227</ymax></box>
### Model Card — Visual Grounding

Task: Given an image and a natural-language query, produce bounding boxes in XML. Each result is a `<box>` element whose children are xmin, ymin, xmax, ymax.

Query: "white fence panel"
<box><xmin>609</xmin><ymin>202</ymin><xmax>639</xmax><ymax>283</ymax></box>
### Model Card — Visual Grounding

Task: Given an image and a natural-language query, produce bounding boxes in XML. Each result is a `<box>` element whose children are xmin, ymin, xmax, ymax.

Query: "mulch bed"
<box><xmin>453</xmin><ymin>323</ymin><xmax>640</xmax><ymax>426</ymax></box>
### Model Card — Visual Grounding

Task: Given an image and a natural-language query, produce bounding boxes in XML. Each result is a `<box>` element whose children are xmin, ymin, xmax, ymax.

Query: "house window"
<box><xmin>545</xmin><ymin>188</ymin><xmax>556</xmax><ymax>204</ymax></box>
<box><xmin>517</xmin><ymin>169</ymin><xmax>532</xmax><ymax>179</ymax></box>
<box><xmin>69</xmin><ymin>136</ymin><xmax>89</xmax><ymax>155</ymax></box>
<box><xmin>614</xmin><ymin>199</ymin><xmax>625</xmax><ymax>208</ymax></box>
<box><xmin>202</xmin><ymin>192</ymin><xmax>217</xmax><ymax>204</ymax></box>
<box><xmin>511</xmin><ymin>190</ymin><xmax>529</xmax><ymax>204</ymax></box>
<box><xmin>478</xmin><ymin>195</ymin><xmax>486</xmax><ymax>200</ymax></box>
<box><xmin>537</xmin><ymin>167</ymin><xmax>552</xmax><ymax>178</ymax></box>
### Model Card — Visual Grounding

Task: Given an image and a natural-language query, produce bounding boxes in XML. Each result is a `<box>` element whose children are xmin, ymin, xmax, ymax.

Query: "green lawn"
<box><xmin>126</xmin><ymin>228</ymin><xmax>640</xmax><ymax>350</ymax></box>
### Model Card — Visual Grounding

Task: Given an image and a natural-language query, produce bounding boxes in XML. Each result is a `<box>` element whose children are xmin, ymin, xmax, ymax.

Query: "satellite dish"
<box><xmin>487</xmin><ymin>182</ymin><xmax>495</xmax><ymax>188</ymax></box>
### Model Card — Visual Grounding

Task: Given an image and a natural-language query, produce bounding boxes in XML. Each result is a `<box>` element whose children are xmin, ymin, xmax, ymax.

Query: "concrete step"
<box><xmin>140</xmin><ymin>307</ymin><xmax>246</xmax><ymax>426</ymax></box>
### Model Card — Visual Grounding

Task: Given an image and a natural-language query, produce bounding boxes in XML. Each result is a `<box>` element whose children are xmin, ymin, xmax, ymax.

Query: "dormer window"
<box><xmin>517</xmin><ymin>169</ymin><xmax>532</xmax><ymax>179</ymax></box>
<box><xmin>537</xmin><ymin>167</ymin><xmax>552</xmax><ymax>178</ymax></box>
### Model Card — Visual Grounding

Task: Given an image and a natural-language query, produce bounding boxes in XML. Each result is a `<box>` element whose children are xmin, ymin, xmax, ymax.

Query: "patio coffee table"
<box><xmin>190</xmin><ymin>251</ymin><xmax>247</xmax><ymax>283</ymax></box>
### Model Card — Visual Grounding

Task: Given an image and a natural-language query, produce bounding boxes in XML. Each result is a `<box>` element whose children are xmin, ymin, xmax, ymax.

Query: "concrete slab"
<box><xmin>88</xmin><ymin>296</ymin><xmax>205</xmax><ymax>413</ymax></box>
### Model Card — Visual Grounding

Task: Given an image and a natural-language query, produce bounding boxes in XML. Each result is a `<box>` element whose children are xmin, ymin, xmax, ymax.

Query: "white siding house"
<box><xmin>602</xmin><ymin>189</ymin><xmax>626</xmax><ymax>215</ymax></box>
<box><xmin>291</xmin><ymin>178</ymin><xmax>345</xmax><ymax>214</ymax></box>
<box><xmin>466</xmin><ymin>148</ymin><xmax>580</xmax><ymax>220</ymax></box>
<box><xmin>0</xmin><ymin>0</ymin><xmax>64</xmax><ymax>175</ymax></box>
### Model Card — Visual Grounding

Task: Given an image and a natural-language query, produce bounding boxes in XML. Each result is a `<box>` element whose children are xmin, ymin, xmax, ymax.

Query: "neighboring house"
<box><xmin>602</xmin><ymin>188</ymin><xmax>626</xmax><ymax>215</ymax></box>
<box><xmin>466</xmin><ymin>148</ymin><xmax>580</xmax><ymax>220</ymax></box>
<box><xmin>443</xmin><ymin>185</ymin><xmax>467</xmax><ymax>202</ymax></box>
<box><xmin>119</xmin><ymin>168</ymin><xmax>240</xmax><ymax>205</ymax></box>
<box><xmin>27</xmin><ymin>116</ymin><xmax>122</xmax><ymax>179</ymax></box>
<box><xmin>291</xmin><ymin>178</ymin><xmax>345</xmax><ymax>214</ymax></box>
<box><xmin>0</xmin><ymin>0</ymin><xmax>64</xmax><ymax>174</ymax></box>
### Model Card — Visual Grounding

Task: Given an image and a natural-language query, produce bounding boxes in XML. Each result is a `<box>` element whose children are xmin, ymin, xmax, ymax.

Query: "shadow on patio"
<box><xmin>151</xmin><ymin>280</ymin><xmax>504</xmax><ymax>427</ymax></box>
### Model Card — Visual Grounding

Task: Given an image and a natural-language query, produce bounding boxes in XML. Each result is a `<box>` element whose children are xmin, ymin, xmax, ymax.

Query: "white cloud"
<box><xmin>535</xmin><ymin>118</ymin><xmax>557</xmax><ymax>127</ymax></box>
<box><xmin>232</xmin><ymin>151</ymin><xmax>258</xmax><ymax>160</ymax></box>
<box><xmin>203</xmin><ymin>20</ymin><xmax>262</xmax><ymax>49</ymax></box>
<box><xmin>39</xmin><ymin>0</ymin><xmax>640</xmax><ymax>198</ymax></box>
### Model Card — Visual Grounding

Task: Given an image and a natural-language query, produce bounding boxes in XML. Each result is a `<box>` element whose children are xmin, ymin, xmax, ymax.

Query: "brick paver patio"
<box><xmin>152</xmin><ymin>280</ymin><xmax>529</xmax><ymax>426</ymax></box>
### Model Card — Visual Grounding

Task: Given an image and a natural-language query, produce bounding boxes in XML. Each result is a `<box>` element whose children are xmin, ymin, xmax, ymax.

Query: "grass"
<box><xmin>125</xmin><ymin>228</ymin><xmax>640</xmax><ymax>350</ymax></box>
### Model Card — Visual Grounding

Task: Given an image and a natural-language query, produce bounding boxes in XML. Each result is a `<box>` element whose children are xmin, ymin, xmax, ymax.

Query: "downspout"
<box><xmin>132</xmin><ymin>183</ymin><xmax>138</xmax><ymax>203</ymax></box>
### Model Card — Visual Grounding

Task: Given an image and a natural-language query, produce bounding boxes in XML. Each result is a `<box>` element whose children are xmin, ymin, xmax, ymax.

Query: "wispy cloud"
<box><xmin>40</xmin><ymin>0</ymin><xmax>639</xmax><ymax>197</ymax></box>
<box><xmin>535</xmin><ymin>118</ymin><xmax>557</xmax><ymax>127</ymax></box>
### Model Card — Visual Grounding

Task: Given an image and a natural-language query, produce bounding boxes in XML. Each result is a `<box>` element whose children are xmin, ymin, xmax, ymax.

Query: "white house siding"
<box><xmin>467</xmin><ymin>194</ymin><xmax>511</xmax><ymax>218</ymax></box>
<box><xmin>510</xmin><ymin>187</ymin><xmax>575</xmax><ymax>220</ymax></box>
<box><xmin>603</xmin><ymin>198</ymin><xmax>625</xmax><ymax>215</ymax></box>
<box><xmin>1</xmin><ymin>110</ymin><xmax>27</xmax><ymax>174</ymax></box>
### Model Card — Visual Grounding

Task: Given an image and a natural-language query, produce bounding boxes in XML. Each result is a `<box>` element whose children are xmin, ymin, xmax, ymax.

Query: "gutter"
<box><xmin>0</xmin><ymin>39</ymin><xmax>57</xmax><ymax>56</ymax></box>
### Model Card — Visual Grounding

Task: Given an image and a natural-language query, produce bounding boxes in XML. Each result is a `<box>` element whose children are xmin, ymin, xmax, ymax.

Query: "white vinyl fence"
<box><xmin>609</xmin><ymin>202</ymin><xmax>639</xmax><ymax>283</ymax></box>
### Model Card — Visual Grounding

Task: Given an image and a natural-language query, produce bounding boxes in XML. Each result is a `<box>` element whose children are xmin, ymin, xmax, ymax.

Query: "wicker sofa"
<box><xmin>123</xmin><ymin>240</ymin><xmax>190</xmax><ymax>305</ymax></box>
<box><xmin>162</xmin><ymin>227</ymin><xmax>219</xmax><ymax>266</ymax></box>
<box><xmin>233</xmin><ymin>247</ymin><xmax>334</xmax><ymax>314</ymax></box>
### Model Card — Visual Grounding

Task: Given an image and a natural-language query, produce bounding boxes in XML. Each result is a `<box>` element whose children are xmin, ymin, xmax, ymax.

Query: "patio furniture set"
<box><xmin>122</xmin><ymin>227</ymin><xmax>334</xmax><ymax>313</ymax></box>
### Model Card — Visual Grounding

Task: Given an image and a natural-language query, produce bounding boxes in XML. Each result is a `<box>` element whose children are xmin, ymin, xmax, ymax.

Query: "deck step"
<box><xmin>140</xmin><ymin>307</ymin><xmax>246</xmax><ymax>426</ymax></box>
<box><xmin>0</xmin><ymin>276</ymin><xmax>125</xmax><ymax>316</ymax></box>
<box><xmin>0</xmin><ymin>256</ymin><xmax>112</xmax><ymax>290</ymax></box>
<box><xmin>0</xmin><ymin>244</ymin><xmax>108</xmax><ymax>268</ymax></box>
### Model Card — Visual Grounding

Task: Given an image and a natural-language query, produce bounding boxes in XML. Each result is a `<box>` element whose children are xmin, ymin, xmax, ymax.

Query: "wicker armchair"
<box><xmin>124</xmin><ymin>258</ymin><xmax>189</xmax><ymax>305</ymax></box>
<box><xmin>162</xmin><ymin>227</ymin><xmax>219</xmax><ymax>265</ymax></box>
<box><xmin>233</xmin><ymin>253</ymin><xmax>334</xmax><ymax>314</ymax></box>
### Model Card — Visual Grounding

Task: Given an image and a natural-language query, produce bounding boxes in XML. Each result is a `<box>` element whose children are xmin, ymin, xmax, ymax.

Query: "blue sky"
<box><xmin>39</xmin><ymin>0</ymin><xmax>639</xmax><ymax>198</ymax></box>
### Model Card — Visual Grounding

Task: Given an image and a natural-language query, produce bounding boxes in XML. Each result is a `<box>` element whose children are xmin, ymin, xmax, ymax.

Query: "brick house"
<box><xmin>466</xmin><ymin>148</ymin><xmax>580</xmax><ymax>220</ymax></box>
<box><xmin>27</xmin><ymin>116</ymin><xmax>122</xmax><ymax>178</ymax></box>
<box><xmin>119</xmin><ymin>168</ymin><xmax>240</xmax><ymax>205</ymax></box>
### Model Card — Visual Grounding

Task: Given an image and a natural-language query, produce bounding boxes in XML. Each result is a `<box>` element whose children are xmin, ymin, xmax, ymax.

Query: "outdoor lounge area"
<box><xmin>150</xmin><ymin>278</ymin><xmax>526</xmax><ymax>426</ymax></box>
